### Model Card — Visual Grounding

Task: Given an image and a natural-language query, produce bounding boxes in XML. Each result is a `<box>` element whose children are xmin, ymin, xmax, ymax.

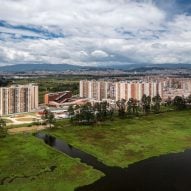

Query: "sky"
<box><xmin>0</xmin><ymin>0</ymin><xmax>191</xmax><ymax>66</ymax></box>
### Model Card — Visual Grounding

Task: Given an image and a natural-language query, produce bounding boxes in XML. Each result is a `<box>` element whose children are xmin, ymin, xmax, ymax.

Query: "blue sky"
<box><xmin>0</xmin><ymin>0</ymin><xmax>191</xmax><ymax>66</ymax></box>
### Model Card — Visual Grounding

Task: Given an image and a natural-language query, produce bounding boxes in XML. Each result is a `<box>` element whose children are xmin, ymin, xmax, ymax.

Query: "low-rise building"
<box><xmin>44</xmin><ymin>91</ymin><xmax>72</xmax><ymax>105</ymax></box>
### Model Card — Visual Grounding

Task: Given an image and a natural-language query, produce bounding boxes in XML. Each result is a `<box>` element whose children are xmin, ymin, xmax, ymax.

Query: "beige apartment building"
<box><xmin>0</xmin><ymin>84</ymin><xmax>38</xmax><ymax>116</ymax></box>
<box><xmin>80</xmin><ymin>80</ymin><xmax>163</xmax><ymax>101</ymax></box>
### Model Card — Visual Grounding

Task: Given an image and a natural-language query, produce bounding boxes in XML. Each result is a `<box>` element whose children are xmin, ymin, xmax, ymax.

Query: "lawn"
<box><xmin>2</xmin><ymin>118</ymin><xmax>13</xmax><ymax>123</ymax></box>
<box><xmin>45</xmin><ymin>110</ymin><xmax>191</xmax><ymax>167</ymax></box>
<box><xmin>16</xmin><ymin>117</ymin><xmax>35</xmax><ymax>122</ymax></box>
<box><xmin>0</xmin><ymin>134</ymin><xmax>103</xmax><ymax>191</ymax></box>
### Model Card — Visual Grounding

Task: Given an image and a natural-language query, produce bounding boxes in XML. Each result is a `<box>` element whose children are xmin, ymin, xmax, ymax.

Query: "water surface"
<box><xmin>36</xmin><ymin>133</ymin><xmax>191</xmax><ymax>191</ymax></box>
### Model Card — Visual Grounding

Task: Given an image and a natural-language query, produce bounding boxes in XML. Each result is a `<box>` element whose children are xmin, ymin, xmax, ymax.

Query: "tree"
<box><xmin>107</xmin><ymin>107</ymin><xmax>114</xmax><ymax>121</ymax></box>
<box><xmin>75</xmin><ymin>103</ymin><xmax>95</xmax><ymax>124</ymax></box>
<box><xmin>132</xmin><ymin>98</ymin><xmax>139</xmax><ymax>115</ymax></box>
<box><xmin>68</xmin><ymin>105</ymin><xmax>74</xmax><ymax>116</ymax></box>
<box><xmin>68</xmin><ymin>105</ymin><xmax>74</xmax><ymax>122</ymax></box>
<box><xmin>141</xmin><ymin>94</ymin><xmax>147</xmax><ymax>114</ymax></box>
<box><xmin>166</xmin><ymin>96</ymin><xmax>172</xmax><ymax>106</ymax></box>
<box><xmin>173</xmin><ymin>96</ymin><xmax>186</xmax><ymax>110</ymax></box>
<box><xmin>152</xmin><ymin>94</ymin><xmax>162</xmax><ymax>114</ymax></box>
<box><xmin>164</xmin><ymin>96</ymin><xmax>173</xmax><ymax>111</ymax></box>
<box><xmin>116</xmin><ymin>99</ymin><xmax>126</xmax><ymax>118</ymax></box>
<box><xmin>0</xmin><ymin>118</ymin><xmax>7</xmax><ymax>138</ymax></box>
<box><xmin>94</xmin><ymin>101</ymin><xmax>109</xmax><ymax>122</ymax></box>
<box><xmin>94</xmin><ymin>102</ymin><xmax>102</xmax><ymax>122</ymax></box>
<box><xmin>186</xmin><ymin>94</ymin><xmax>191</xmax><ymax>104</ymax></box>
<box><xmin>42</xmin><ymin>109</ymin><xmax>55</xmax><ymax>128</ymax></box>
<box><xmin>82</xmin><ymin>103</ymin><xmax>92</xmax><ymax>121</ymax></box>
<box><xmin>128</xmin><ymin>98</ymin><xmax>139</xmax><ymax>116</ymax></box>
<box><xmin>141</xmin><ymin>95</ymin><xmax>151</xmax><ymax>114</ymax></box>
<box><xmin>127</xmin><ymin>98</ymin><xmax>133</xmax><ymax>115</ymax></box>
<box><xmin>145</xmin><ymin>96</ymin><xmax>151</xmax><ymax>114</ymax></box>
<box><xmin>100</xmin><ymin>101</ymin><xmax>108</xmax><ymax>119</ymax></box>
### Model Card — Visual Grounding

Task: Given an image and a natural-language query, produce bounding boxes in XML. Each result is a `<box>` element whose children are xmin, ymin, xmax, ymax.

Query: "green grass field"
<box><xmin>1</xmin><ymin>110</ymin><xmax>191</xmax><ymax>191</ymax></box>
<box><xmin>0</xmin><ymin>135</ymin><xmax>103</xmax><ymax>191</ymax></box>
<box><xmin>45</xmin><ymin>110</ymin><xmax>191</xmax><ymax>167</ymax></box>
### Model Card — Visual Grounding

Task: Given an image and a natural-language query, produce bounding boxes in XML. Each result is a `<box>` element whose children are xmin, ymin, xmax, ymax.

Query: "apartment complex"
<box><xmin>0</xmin><ymin>84</ymin><xmax>38</xmax><ymax>116</ymax></box>
<box><xmin>80</xmin><ymin>80</ymin><xmax>163</xmax><ymax>101</ymax></box>
<box><xmin>163</xmin><ymin>78</ymin><xmax>191</xmax><ymax>99</ymax></box>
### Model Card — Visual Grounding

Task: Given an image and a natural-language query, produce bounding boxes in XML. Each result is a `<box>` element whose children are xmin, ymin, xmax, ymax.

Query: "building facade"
<box><xmin>80</xmin><ymin>80</ymin><xmax>163</xmax><ymax>101</ymax></box>
<box><xmin>0</xmin><ymin>84</ymin><xmax>38</xmax><ymax>116</ymax></box>
<box><xmin>44</xmin><ymin>91</ymin><xmax>72</xmax><ymax>105</ymax></box>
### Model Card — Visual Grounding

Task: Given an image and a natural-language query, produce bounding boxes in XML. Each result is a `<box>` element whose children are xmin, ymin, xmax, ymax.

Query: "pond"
<box><xmin>36</xmin><ymin>133</ymin><xmax>191</xmax><ymax>191</ymax></box>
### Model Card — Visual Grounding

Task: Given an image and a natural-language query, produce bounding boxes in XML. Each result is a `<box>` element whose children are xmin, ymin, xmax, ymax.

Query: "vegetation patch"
<box><xmin>16</xmin><ymin>118</ymin><xmax>36</xmax><ymax>122</ymax></box>
<box><xmin>0</xmin><ymin>134</ymin><xmax>103</xmax><ymax>191</ymax></box>
<box><xmin>45</xmin><ymin>110</ymin><xmax>191</xmax><ymax>167</ymax></box>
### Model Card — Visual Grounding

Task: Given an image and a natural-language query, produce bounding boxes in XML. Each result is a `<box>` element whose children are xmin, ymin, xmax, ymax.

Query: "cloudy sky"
<box><xmin>0</xmin><ymin>0</ymin><xmax>191</xmax><ymax>66</ymax></box>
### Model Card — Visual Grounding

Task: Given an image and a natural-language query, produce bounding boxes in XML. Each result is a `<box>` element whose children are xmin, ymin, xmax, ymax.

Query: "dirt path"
<box><xmin>8</xmin><ymin>125</ymin><xmax>48</xmax><ymax>134</ymax></box>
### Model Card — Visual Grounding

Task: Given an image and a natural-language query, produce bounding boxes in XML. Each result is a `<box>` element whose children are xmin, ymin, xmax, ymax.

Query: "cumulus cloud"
<box><xmin>0</xmin><ymin>0</ymin><xmax>191</xmax><ymax>66</ymax></box>
<box><xmin>91</xmin><ymin>50</ymin><xmax>108</xmax><ymax>58</ymax></box>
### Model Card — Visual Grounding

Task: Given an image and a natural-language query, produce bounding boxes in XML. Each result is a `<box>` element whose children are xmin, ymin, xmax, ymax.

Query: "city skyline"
<box><xmin>0</xmin><ymin>0</ymin><xmax>191</xmax><ymax>66</ymax></box>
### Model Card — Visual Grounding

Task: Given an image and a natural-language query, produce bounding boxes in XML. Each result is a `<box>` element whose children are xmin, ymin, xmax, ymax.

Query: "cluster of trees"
<box><xmin>165</xmin><ymin>95</ymin><xmax>191</xmax><ymax>110</ymax></box>
<box><xmin>68</xmin><ymin>94</ymin><xmax>191</xmax><ymax>124</ymax></box>
<box><xmin>116</xmin><ymin>94</ymin><xmax>162</xmax><ymax>118</ymax></box>
<box><xmin>0</xmin><ymin>78</ymin><xmax>12</xmax><ymax>87</ymax></box>
<box><xmin>68</xmin><ymin>102</ymin><xmax>114</xmax><ymax>125</ymax></box>
<box><xmin>116</xmin><ymin>94</ymin><xmax>191</xmax><ymax>118</ymax></box>
<box><xmin>41</xmin><ymin>109</ymin><xmax>56</xmax><ymax>128</ymax></box>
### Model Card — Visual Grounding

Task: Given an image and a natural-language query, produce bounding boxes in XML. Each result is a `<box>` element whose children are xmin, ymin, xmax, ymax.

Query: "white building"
<box><xmin>80</xmin><ymin>80</ymin><xmax>163</xmax><ymax>101</ymax></box>
<box><xmin>0</xmin><ymin>84</ymin><xmax>38</xmax><ymax>116</ymax></box>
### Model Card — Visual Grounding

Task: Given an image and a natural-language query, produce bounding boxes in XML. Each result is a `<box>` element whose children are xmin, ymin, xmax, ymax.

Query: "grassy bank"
<box><xmin>45</xmin><ymin>110</ymin><xmax>191</xmax><ymax>167</ymax></box>
<box><xmin>0</xmin><ymin>135</ymin><xmax>103</xmax><ymax>191</ymax></box>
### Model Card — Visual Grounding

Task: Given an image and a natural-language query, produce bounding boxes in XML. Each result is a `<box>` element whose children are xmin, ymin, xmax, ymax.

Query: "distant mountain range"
<box><xmin>0</xmin><ymin>64</ymin><xmax>84</xmax><ymax>73</ymax></box>
<box><xmin>107</xmin><ymin>64</ymin><xmax>191</xmax><ymax>71</ymax></box>
<box><xmin>0</xmin><ymin>63</ymin><xmax>191</xmax><ymax>73</ymax></box>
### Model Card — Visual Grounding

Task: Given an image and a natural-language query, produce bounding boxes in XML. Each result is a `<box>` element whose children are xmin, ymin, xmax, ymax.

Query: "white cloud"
<box><xmin>91</xmin><ymin>50</ymin><xmax>108</xmax><ymax>58</ymax></box>
<box><xmin>0</xmin><ymin>0</ymin><xmax>165</xmax><ymax>37</ymax></box>
<box><xmin>0</xmin><ymin>0</ymin><xmax>191</xmax><ymax>66</ymax></box>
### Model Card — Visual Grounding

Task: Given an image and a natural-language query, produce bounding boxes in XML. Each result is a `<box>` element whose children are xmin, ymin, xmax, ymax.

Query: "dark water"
<box><xmin>36</xmin><ymin>133</ymin><xmax>191</xmax><ymax>191</ymax></box>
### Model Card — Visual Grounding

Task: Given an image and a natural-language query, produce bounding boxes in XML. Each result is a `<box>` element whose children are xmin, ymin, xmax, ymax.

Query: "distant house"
<box><xmin>44</xmin><ymin>91</ymin><xmax>72</xmax><ymax>106</ymax></box>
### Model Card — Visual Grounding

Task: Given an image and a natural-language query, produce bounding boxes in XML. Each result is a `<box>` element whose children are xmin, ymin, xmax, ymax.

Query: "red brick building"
<box><xmin>44</xmin><ymin>91</ymin><xmax>72</xmax><ymax>105</ymax></box>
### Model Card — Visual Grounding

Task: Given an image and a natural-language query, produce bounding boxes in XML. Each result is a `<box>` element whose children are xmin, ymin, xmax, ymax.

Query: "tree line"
<box><xmin>0</xmin><ymin>94</ymin><xmax>191</xmax><ymax>138</ymax></box>
<box><xmin>68</xmin><ymin>102</ymin><xmax>114</xmax><ymax>125</ymax></box>
<box><xmin>68</xmin><ymin>94</ymin><xmax>191</xmax><ymax>124</ymax></box>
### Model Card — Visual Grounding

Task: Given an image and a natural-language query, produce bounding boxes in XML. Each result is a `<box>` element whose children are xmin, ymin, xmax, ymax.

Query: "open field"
<box><xmin>8</xmin><ymin>125</ymin><xmax>47</xmax><ymax>134</ymax></box>
<box><xmin>45</xmin><ymin>110</ymin><xmax>191</xmax><ymax>167</ymax></box>
<box><xmin>1</xmin><ymin>110</ymin><xmax>191</xmax><ymax>191</ymax></box>
<box><xmin>0</xmin><ymin>135</ymin><xmax>103</xmax><ymax>191</ymax></box>
<box><xmin>16</xmin><ymin>117</ymin><xmax>36</xmax><ymax>122</ymax></box>
<box><xmin>3</xmin><ymin>113</ymin><xmax>42</xmax><ymax>128</ymax></box>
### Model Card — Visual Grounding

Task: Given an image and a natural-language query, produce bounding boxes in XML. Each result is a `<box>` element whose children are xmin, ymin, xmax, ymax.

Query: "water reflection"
<box><xmin>44</xmin><ymin>134</ymin><xmax>56</xmax><ymax>146</ymax></box>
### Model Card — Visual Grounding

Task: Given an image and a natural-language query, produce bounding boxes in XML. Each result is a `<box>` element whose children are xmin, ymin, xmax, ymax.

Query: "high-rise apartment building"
<box><xmin>80</xmin><ymin>80</ymin><xmax>163</xmax><ymax>101</ymax></box>
<box><xmin>0</xmin><ymin>84</ymin><xmax>38</xmax><ymax>116</ymax></box>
